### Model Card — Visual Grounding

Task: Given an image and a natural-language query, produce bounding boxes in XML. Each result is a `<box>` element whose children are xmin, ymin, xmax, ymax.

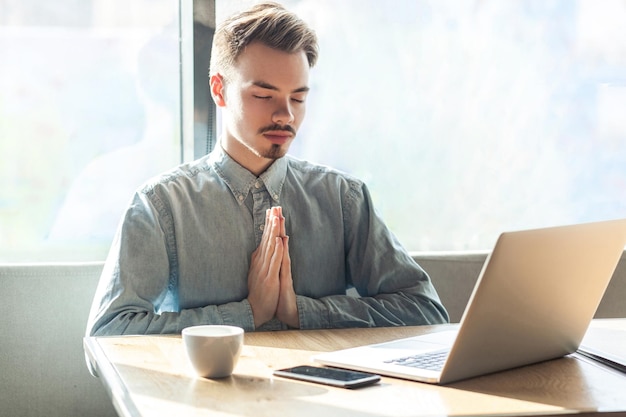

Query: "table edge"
<box><xmin>84</xmin><ymin>337</ymin><xmax>143</xmax><ymax>417</ymax></box>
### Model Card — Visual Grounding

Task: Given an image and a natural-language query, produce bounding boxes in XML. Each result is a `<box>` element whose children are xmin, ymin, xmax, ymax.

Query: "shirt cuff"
<box><xmin>217</xmin><ymin>299</ymin><xmax>256</xmax><ymax>331</ymax></box>
<box><xmin>296</xmin><ymin>295</ymin><xmax>331</xmax><ymax>329</ymax></box>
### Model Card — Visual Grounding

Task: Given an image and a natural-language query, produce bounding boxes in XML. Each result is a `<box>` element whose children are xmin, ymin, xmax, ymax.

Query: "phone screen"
<box><xmin>273</xmin><ymin>365</ymin><xmax>380</xmax><ymax>388</ymax></box>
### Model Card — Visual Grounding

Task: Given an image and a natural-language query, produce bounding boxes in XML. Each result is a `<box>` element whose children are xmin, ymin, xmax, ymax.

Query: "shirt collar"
<box><xmin>209</xmin><ymin>145</ymin><xmax>287</xmax><ymax>206</ymax></box>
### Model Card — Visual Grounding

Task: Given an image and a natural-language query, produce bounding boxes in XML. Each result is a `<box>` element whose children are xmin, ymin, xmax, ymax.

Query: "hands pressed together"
<box><xmin>247</xmin><ymin>206</ymin><xmax>299</xmax><ymax>329</ymax></box>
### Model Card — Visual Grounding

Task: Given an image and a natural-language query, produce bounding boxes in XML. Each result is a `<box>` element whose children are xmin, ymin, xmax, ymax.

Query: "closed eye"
<box><xmin>253</xmin><ymin>95</ymin><xmax>271</xmax><ymax>100</ymax></box>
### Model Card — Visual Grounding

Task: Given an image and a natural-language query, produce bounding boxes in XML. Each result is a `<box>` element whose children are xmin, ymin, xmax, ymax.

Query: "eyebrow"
<box><xmin>252</xmin><ymin>80</ymin><xmax>310</xmax><ymax>94</ymax></box>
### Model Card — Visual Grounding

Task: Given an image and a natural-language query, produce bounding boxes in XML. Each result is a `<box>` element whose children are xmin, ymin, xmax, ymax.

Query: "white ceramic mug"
<box><xmin>182</xmin><ymin>325</ymin><xmax>244</xmax><ymax>378</ymax></box>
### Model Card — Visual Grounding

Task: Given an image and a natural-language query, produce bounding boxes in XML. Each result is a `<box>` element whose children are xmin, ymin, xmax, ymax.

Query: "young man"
<box><xmin>86</xmin><ymin>2</ymin><xmax>448</xmax><ymax>336</ymax></box>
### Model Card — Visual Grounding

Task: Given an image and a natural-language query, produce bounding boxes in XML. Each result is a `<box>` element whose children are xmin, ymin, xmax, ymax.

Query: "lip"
<box><xmin>263</xmin><ymin>131</ymin><xmax>293</xmax><ymax>144</ymax></box>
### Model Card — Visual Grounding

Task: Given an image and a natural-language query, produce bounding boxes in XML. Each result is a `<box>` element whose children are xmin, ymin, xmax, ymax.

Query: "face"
<box><xmin>211</xmin><ymin>41</ymin><xmax>310</xmax><ymax>175</ymax></box>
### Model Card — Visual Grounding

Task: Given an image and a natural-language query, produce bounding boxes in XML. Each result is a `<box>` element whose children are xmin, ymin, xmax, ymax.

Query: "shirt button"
<box><xmin>238</xmin><ymin>195</ymin><xmax>244</xmax><ymax>202</ymax></box>
<box><xmin>273</xmin><ymin>194</ymin><xmax>279</xmax><ymax>200</ymax></box>
<box><xmin>259</xmin><ymin>224</ymin><xmax>265</xmax><ymax>231</ymax></box>
<box><xmin>254</xmin><ymin>181</ymin><xmax>261</xmax><ymax>188</ymax></box>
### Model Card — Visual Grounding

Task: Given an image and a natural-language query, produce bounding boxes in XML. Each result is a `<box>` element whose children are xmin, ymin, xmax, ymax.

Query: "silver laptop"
<box><xmin>314</xmin><ymin>219</ymin><xmax>626</xmax><ymax>384</ymax></box>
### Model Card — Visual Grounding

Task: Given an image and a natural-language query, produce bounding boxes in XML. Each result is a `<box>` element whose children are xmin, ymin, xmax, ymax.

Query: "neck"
<box><xmin>219</xmin><ymin>138</ymin><xmax>274</xmax><ymax>177</ymax></box>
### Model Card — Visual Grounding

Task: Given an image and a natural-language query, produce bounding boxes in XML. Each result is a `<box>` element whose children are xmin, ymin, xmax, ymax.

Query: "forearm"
<box><xmin>295</xmin><ymin>287</ymin><xmax>449</xmax><ymax>330</ymax></box>
<box><xmin>88</xmin><ymin>300</ymin><xmax>256</xmax><ymax>336</ymax></box>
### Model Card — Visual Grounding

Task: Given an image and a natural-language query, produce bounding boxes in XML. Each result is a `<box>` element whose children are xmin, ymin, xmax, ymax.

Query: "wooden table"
<box><xmin>84</xmin><ymin>319</ymin><xmax>626</xmax><ymax>417</ymax></box>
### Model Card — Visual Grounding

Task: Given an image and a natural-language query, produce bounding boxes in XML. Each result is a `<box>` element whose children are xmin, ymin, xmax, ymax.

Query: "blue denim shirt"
<box><xmin>87</xmin><ymin>147</ymin><xmax>448</xmax><ymax>335</ymax></box>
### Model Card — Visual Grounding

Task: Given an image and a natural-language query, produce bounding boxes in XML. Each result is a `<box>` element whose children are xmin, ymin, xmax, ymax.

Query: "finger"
<box><xmin>280</xmin><ymin>213</ymin><xmax>286</xmax><ymax>238</ymax></box>
<box><xmin>273</xmin><ymin>206</ymin><xmax>286</xmax><ymax>237</ymax></box>
<box><xmin>280</xmin><ymin>236</ymin><xmax>291</xmax><ymax>280</ymax></box>
<box><xmin>261</xmin><ymin>217</ymin><xmax>280</xmax><ymax>269</ymax></box>
<box><xmin>269</xmin><ymin>236</ymin><xmax>283</xmax><ymax>276</ymax></box>
<box><xmin>258</xmin><ymin>208</ymin><xmax>272</xmax><ymax>260</ymax></box>
<box><xmin>270</xmin><ymin>211</ymin><xmax>282</xmax><ymax>239</ymax></box>
<box><xmin>280</xmin><ymin>236</ymin><xmax>291</xmax><ymax>276</ymax></box>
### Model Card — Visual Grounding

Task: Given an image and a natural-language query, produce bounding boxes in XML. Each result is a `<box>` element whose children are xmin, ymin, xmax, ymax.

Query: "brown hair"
<box><xmin>209</xmin><ymin>2</ymin><xmax>318</xmax><ymax>80</ymax></box>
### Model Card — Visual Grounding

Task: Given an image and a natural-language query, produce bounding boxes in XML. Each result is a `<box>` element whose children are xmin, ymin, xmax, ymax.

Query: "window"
<box><xmin>218</xmin><ymin>0</ymin><xmax>626</xmax><ymax>251</ymax></box>
<box><xmin>0</xmin><ymin>0</ymin><xmax>182</xmax><ymax>261</ymax></box>
<box><xmin>2</xmin><ymin>1</ymin><xmax>625</xmax><ymax>262</ymax></box>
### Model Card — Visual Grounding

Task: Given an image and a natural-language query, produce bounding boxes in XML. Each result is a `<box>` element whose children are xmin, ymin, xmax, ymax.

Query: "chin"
<box><xmin>263</xmin><ymin>144</ymin><xmax>289</xmax><ymax>160</ymax></box>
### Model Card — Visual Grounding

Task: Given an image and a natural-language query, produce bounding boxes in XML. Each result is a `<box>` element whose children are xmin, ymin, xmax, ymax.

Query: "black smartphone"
<box><xmin>273</xmin><ymin>365</ymin><xmax>380</xmax><ymax>388</ymax></box>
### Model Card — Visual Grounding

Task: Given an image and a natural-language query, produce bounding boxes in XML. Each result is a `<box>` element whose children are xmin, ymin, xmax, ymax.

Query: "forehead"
<box><xmin>231</xmin><ymin>41</ymin><xmax>309</xmax><ymax>89</ymax></box>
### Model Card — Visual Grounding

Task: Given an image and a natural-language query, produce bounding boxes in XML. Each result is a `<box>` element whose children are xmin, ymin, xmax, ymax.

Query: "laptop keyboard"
<box><xmin>384</xmin><ymin>349</ymin><xmax>449</xmax><ymax>371</ymax></box>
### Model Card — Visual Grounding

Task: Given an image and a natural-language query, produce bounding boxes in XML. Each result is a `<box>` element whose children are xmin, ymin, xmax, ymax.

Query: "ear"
<box><xmin>210</xmin><ymin>73</ymin><xmax>226</xmax><ymax>107</ymax></box>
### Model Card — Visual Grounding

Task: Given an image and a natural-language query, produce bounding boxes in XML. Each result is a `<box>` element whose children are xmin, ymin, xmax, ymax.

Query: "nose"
<box><xmin>272</xmin><ymin>99</ymin><xmax>295</xmax><ymax>126</ymax></box>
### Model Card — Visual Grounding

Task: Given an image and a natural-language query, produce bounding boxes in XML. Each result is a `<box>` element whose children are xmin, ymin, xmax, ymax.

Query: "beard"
<box><xmin>262</xmin><ymin>143</ymin><xmax>288</xmax><ymax>160</ymax></box>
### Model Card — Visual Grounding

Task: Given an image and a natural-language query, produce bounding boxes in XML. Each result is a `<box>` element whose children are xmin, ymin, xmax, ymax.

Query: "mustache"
<box><xmin>258</xmin><ymin>124</ymin><xmax>296</xmax><ymax>135</ymax></box>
